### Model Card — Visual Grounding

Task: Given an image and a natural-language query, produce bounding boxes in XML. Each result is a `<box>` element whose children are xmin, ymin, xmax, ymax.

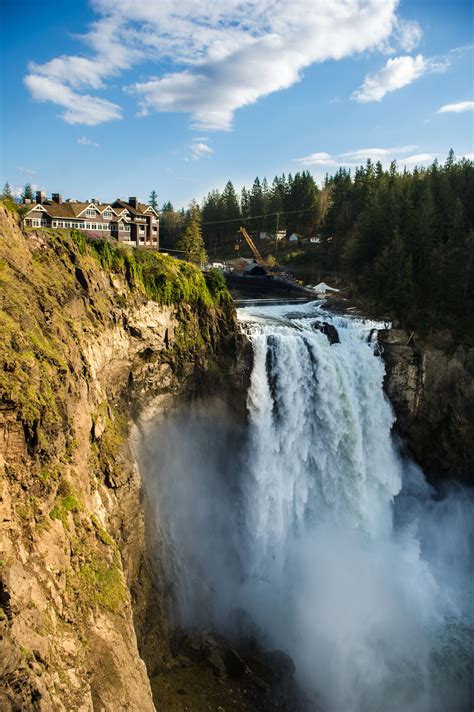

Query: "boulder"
<box><xmin>312</xmin><ymin>321</ymin><xmax>340</xmax><ymax>345</ymax></box>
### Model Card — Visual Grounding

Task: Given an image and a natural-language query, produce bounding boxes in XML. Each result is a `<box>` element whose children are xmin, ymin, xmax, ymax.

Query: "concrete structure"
<box><xmin>23</xmin><ymin>193</ymin><xmax>159</xmax><ymax>249</ymax></box>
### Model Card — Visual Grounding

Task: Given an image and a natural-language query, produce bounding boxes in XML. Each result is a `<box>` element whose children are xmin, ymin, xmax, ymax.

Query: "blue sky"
<box><xmin>1</xmin><ymin>0</ymin><xmax>472</xmax><ymax>208</ymax></box>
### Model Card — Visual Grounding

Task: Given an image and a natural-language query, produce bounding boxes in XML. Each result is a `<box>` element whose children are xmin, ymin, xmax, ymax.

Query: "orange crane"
<box><xmin>238</xmin><ymin>226</ymin><xmax>267</xmax><ymax>267</ymax></box>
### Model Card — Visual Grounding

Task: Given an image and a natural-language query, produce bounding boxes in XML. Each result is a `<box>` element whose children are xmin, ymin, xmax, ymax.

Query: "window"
<box><xmin>103</xmin><ymin>210</ymin><xmax>112</xmax><ymax>218</ymax></box>
<box><xmin>86</xmin><ymin>208</ymin><xmax>96</xmax><ymax>217</ymax></box>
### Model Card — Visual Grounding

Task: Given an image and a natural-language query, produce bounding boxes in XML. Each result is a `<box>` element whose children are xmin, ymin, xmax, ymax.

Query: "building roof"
<box><xmin>25</xmin><ymin>197</ymin><xmax>158</xmax><ymax>219</ymax></box>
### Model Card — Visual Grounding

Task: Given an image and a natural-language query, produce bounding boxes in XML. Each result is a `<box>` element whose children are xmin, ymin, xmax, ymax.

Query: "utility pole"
<box><xmin>275</xmin><ymin>212</ymin><xmax>279</xmax><ymax>263</ymax></box>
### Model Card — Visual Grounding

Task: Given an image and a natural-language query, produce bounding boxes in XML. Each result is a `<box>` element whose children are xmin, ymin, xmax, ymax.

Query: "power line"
<box><xmin>201</xmin><ymin>206</ymin><xmax>318</xmax><ymax>227</ymax></box>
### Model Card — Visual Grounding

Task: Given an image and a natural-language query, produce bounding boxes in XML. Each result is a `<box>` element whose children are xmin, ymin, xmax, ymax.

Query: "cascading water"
<box><xmin>142</xmin><ymin>301</ymin><xmax>474</xmax><ymax>712</ymax></box>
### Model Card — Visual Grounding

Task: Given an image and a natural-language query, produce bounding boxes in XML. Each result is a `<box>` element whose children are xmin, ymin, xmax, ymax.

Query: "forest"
<box><xmin>160</xmin><ymin>151</ymin><xmax>474</xmax><ymax>334</ymax></box>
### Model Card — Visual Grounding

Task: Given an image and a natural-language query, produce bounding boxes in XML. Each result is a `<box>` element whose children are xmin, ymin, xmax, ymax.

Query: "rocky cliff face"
<box><xmin>0</xmin><ymin>206</ymin><xmax>245</xmax><ymax>711</ymax></box>
<box><xmin>379</xmin><ymin>328</ymin><xmax>474</xmax><ymax>484</ymax></box>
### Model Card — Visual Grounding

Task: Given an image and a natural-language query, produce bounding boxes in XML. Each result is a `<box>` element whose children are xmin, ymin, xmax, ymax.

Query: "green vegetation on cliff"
<box><xmin>70</xmin><ymin>228</ymin><xmax>228</xmax><ymax>306</ymax></box>
<box><xmin>0</xmin><ymin>208</ymin><xmax>232</xmax><ymax>455</ymax></box>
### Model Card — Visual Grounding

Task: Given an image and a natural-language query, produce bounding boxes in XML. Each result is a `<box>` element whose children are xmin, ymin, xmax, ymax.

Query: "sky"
<box><xmin>0</xmin><ymin>0</ymin><xmax>473</xmax><ymax>208</ymax></box>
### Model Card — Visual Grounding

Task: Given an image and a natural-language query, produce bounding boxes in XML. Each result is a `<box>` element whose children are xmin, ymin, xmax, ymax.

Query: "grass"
<box><xmin>50</xmin><ymin>481</ymin><xmax>81</xmax><ymax>527</ymax></box>
<box><xmin>77</xmin><ymin>551</ymin><xmax>126</xmax><ymax>613</ymax></box>
<box><xmin>70</xmin><ymin>230</ymin><xmax>232</xmax><ymax>308</ymax></box>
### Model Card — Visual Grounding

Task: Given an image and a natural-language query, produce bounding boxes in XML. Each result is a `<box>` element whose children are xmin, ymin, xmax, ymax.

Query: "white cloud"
<box><xmin>395</xmin><ymin>19</ymin><xmax>422</xmax><ymax>52</ymax></box>
<box><xmin>295</xmin><ymin>145</ymin><xmax>418</xmax><ymax>167</ymax></box>
<box><xmin>77</xmin><ymin>136</ymin><xmax>99</xmax><ymax>147</ymax></box>
<box><xmin>402</xmin><ymin>153</ymin><xmax>435</xmax><ymax>165</ymax></box>
<box><xmin>18</xmin><ymin>166</ymin><xmax>38</xmax><ymax>177</ymax></box>
<box><xmin>352</xmin><ymin>55</ymin><xmax>429</xmax><ymax>102</ymax></box>
<box><xmin>24</xmin><ymin>74</ymin><xmax>122</xmax><ymax>125</ymax></box>
<box><xmin>353</xmin><ymin>52</ymin><xmax>451</xmax><ymax>104</ymax></box>
<box><xmin>438</xmin><ymin>100</ymin><xmax>474</xmax><ymax>113</ymax></box>
<box><xmin>25</xmin><ymin>0</ymin><xmax>424</xmax><ymax>128</ymax></box>
<box><xmin>343</xmin><ymin>145</ymin><xmax>417</xmax><ymax>160</ymax></box>
<box><xmin>189</xmin><ymin>141</ymin><xmax>214</xmax><ymax>160</ymax></box>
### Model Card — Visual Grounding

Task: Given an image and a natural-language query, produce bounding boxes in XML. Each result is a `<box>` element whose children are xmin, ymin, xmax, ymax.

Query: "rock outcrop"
<box><xmin>0</xmin><ymin>205</ymin><xmax>246</xmax><ymax>710</ymax></box>
<box><xmin>379</xmin><ymin>328</ymin><xmax>474</xmax><ymax>484</ymax></box>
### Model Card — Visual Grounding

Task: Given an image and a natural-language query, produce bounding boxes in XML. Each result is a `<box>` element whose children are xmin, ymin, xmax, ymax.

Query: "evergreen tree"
<box><xmin>149</xmin><ymin>190</ymin><xmax>158</xmax><ymax>210</ymax></box>
<box><xmin>2</xmin><ymin>181</ymin><xmax>13</xmax><ymax>199</ymax></box>
<box><xmin>222</xmin><ymin>181</ymin><xmax>240</xmax><ymax>221</ymax></box>
<box><xmin>250</xmin><ymin>177</ymin><xmax>264</xmax><ymax>231</ymax></box>
<box><xmin>240</xmin><ymin>187</ymin><xmax>251</xmax><ymax>220</ymax></box>
<box><xmin>160</xmin><ymin>202</ymin><xmax>184</xmax><ymax>248</ymax></box>
<box><xmin>178</xmin><ymin>200</ymin><xmax>207</xmax><ymax>266</ymax></box>
<box><xmin>202</xmin><ymin>189</ymin><xmax>223</xmax><ymax>247</ymax></box>
<box><xmin>21</xmin><ymin>183</ymin><xmax>33</xmax><ymax>202</ymax></box>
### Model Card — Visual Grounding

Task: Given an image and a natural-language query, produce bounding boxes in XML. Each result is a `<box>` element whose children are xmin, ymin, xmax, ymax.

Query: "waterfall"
<box><xmin>142</xmin><ymin>300</ymin><xmax>474</xmax><ymax>712</ymax></box>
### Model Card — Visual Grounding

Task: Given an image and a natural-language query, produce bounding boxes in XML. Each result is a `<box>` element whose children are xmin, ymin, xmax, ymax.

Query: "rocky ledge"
<box><xmin>379</xmin><ymin>328</ymin><xmax>474</xmax><ymax>484</ymax></box>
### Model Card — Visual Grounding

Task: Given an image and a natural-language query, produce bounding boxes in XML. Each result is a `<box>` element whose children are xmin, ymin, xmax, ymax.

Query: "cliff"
<box><xmin>379</xmin><ymin>328</ymin><xmax>474</xmax><ymax>484</ymax></box>
<box><xmin>0</xmin><ymin>205</ymin><xmax>244</xmax><ymax>710</ymax></box>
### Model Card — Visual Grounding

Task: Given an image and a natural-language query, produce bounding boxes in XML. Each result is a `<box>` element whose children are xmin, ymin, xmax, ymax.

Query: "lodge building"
<box><xmin>23</xmin><ymin>192</ymin><xmax>159</xmax><ymax>249</ymax></box>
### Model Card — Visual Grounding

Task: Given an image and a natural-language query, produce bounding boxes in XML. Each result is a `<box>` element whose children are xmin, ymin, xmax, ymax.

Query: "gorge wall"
<box><xmin>379</xmin><ymin>328</ymin><xmax>474</xmax><ymax>485</ymax></box>
<box><xmin>1</xmin><ymin>200</ymin><xmax>472</xmax><ymax>712</ymax></box>
<box><xmin>0</xmin><ymin>205</ymin><xmax>244</xmax><ymax>711</ymax></box>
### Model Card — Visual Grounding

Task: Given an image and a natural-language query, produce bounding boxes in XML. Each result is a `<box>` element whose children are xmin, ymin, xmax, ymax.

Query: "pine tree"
<box><xmin>149</xmin><ymin>190</ymin><xmax>158</xmax><ymax>210</ymax></box>
<box><xmin>221</xmin><ymin>181</ymin><xmax>239</xmax><ymax>218</ymax></box>
<box><xmin>178</xmin><ymin>200</ymin><xmax>207</xmax><ymax>266</ymax></box>
<box><xmin>21</xmin><ymin>183</ymin><xmax>33</xmax><ymax>202</ymax></box>
<box><xmin>2</xmin><ymin>181</ymin><xmax>13</xmax><ymax>199</ymax></box>
<box><xmin>240</xmin><ymin>187</ymin><xmax>251</xmax><ymax>220</ymax></box>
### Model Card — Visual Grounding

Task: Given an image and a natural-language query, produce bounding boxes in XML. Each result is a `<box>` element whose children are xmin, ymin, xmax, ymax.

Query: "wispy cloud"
<box><xmin>438</xmin><ymin>100</ymin><xmax>474</xmax><ymax>113</ymax></box>
<box><xmin>18</xmin><ymin>166</ymin><xmax>38</xmax><ymax>177</ymax></box>
<box><xmin>394</xmin><ymin>19</ymin><xmax>422</xmax><ymax>53</ymax></box>
<box><xmin>77</xmin><ymin>136</ymin><xmax>99</xmax><ymax>147</ymax></box>
<box><xmin>24</xmin><ymin>0</ymin><xmax>425</xmax><ymax>129</ymax></box>
<box><xmin>188</xmin><ymin>141</ymin><xmax>214</xmax><ymax>160</ymax></box>
<box><xmin>352</xmin><ymin>54</ymin><xmax>448</xmax><ymax>103</ymax></box>
<box><xmin>24</xmin><ymin>74</ymin><xmax>122</xmax><ymax>125</ymax></box>
<box><xmin>295</xmin><ymin>145</ymin><xmax>419</xmax><ymax>167</ymax></box>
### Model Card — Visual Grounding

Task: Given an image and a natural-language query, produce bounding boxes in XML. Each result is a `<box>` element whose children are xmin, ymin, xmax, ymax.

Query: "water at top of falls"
<box><xmin>142</xmin><ymin>300</ymin><xmax>474</xmax><ymax>712</ymax></box>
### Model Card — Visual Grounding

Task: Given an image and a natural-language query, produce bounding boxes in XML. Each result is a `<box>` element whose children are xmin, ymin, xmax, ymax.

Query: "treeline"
<box><xmin>159</xmin><ymin>172</ymin><xmax>320</xmax><ymax>250</ymax></box>
<box><xmin>201</xmin><ymin>172</ymin><xmax>320</xmax><ymax>246</ymax></box>
<box><xmin>320</xmin><ymin>150</ymin><xmax>474</xmax><ymax>331</ymax></box>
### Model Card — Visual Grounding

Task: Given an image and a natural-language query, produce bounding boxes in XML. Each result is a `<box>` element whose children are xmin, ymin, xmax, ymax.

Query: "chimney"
<box><xmin>128</xmin><ymin>196</ymin><xmax>138</xmax><ymax>209</ymax></box>
<box><xmin>52</xmin><ymin>193</ymin><xmax>63</xmax><ymax>204</ymax></box>
<box><xmin>36</xmin><ymin>191</ymin><xmax>46</xmax><ymax>204</ymax></box>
